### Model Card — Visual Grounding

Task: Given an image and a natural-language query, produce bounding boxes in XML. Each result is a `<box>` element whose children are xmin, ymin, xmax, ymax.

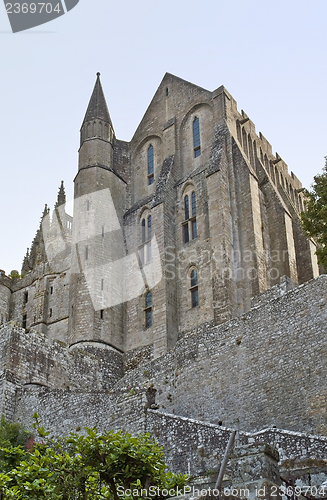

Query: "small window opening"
<box><xmin>190</xmin><ymin>269</ymin><xmax>199</xmax><ymax>308</ymax></box>
<box><xmin>101</xmin><ymin>279</ymin><xmax>104</xmax><ymax>291</ymax></box>
<box><xmin>85</xmin><ymin>245</ymin><xmax>89</xmax><ymax>260</ymax></box>
<box><xmin>49</xmin><ymin>308</ymin><xmax>52</xmax><ymax>318</ymax></box>
<box><xmin>87</xmin><ymin>200</ymin><xmax>90</xmax><ymax>211</ymax></box>
<box><xmin>183</xmin><ymin>191</ymin><xmax>198</xmax><ymax>243</ymax></box>
<box><xmin>183</xmin><ymin>223</ymin><xmax>189</xmax><ymax>243</ymax></box>
<box><xmin>102</xmin><ymin>226</ymin><xmax>105</xmax><ymax>237</ymax></box>
<box><xmin>50</xmin><ymin>286</ymin><xmax>53</xmax><ymax>295</ymax></box>
<box><xmin>100</xmin><ymin>309</ymin><xmax>104</xmax><ymax>320</ymax></box>
<box><xmin>147</xmin><ymin>145</ymin><xmax>154</xmax><ymax>185</ymax></box>
<box><xmin>140</xmin><ymin>214</ymin><xmax>153</xmax><ymax>265</ymax></box>
<box><xmin>24</xmin><ymin>291</ymin><xmax>28</xmax><ymax>304</ymax></box>
<box><xmin>22</xmin><ymin>314</ymin><xmax>27</xmax><ymax>329</ymax></box>
<box><xmin>184</xmin><ymin>195</ymin><xmax>189</xmax><ymax>220</ymax></box>
<box><xmin>144</xmin><ymin>291</ymin><xmax>152</xmax><ymax>329</ymax></box>
<box><xmin>193</xmin><ymin>117</ymin><xmax>201</xmax><ymax>158</ymax></box>
<box><xmin>166</xmin><ymin>87</ymin><xmax>169</xmax><ymax>96</ymax></box>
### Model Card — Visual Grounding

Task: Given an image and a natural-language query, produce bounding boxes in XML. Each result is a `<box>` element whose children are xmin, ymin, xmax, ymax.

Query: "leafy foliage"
<box><xmin>0</xmin><ymin>416</ymin><xmax>32</xmax><ymax>473</ymax></box>
<box><xmin>0</xmin><ymin>414</ymin><xmax>188</xmax><ymax>499</ymax></box>
<box><xmin>300</xmin><ymin>157</ymin><xmax>327</xmax><ymax>270</ymax></box>
<box><xmin>8</xmin><ymin>271</ymin><xmax>20</xmax><ymax>281</ymax></box>
<box><xmin>0</xmin><ymin>416</ymin><xmax>31</xmax><ymax>450</ymax></box>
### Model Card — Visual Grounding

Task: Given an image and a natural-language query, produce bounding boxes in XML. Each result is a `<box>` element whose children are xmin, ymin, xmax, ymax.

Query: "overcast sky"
<box><xmin>0</xmin><ymin>0</ymin><xmax>326</xmax><ymax>274</ymax></box>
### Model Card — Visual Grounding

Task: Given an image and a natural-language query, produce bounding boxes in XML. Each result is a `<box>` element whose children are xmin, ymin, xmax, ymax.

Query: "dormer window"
<box><xmin>148</xmin><ymin>145</ymin><xmax>154</xmax><ymax>185</ymax></box>
<box><xmin>193</xmin><ymin>117</ymin><xmax>201</xmax><ymax>158</ymax></box>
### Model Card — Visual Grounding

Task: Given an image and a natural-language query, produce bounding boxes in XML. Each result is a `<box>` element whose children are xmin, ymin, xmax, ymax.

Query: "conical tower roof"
<box><xmin>82</xmin><ymin>73</ymin><xmax>114</xmax><ymax>132</ymax></box>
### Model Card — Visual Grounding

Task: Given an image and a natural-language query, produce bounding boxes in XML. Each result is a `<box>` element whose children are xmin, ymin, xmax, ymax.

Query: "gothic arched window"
<box><xmin>145</xmin><ymin>291</ymin><xmax>153</xmax><ymax>329</ymax></box>
<box><xmin>184</xmin><ymin>195</ymin><xmax>189</xmax><ymax>220</ymax></box>
<box><xmin>193</xmin><ymin>117</ymin><xmax>201</xmax><ymax>158</ymax></box>
<box><xmin>148</xmin><ymin>145</ymin><xmax>154</xmax><ymax>185</ymax></box>
<box><xmin>140</xmin><ymin>213</ymin><xmax>152</xmax><ymax>265</ymax></box>
<box><xmin>190</xmin><ymin>269</ymin><xmax>199</xmax><ymax>308</ymax></box>
<box><xmin>183</xmin><ymin>191</ymin><xmax>198</xmax><ymax>243</ymax></box>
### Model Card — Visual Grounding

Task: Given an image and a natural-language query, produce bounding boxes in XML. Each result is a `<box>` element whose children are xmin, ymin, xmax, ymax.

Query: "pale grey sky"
<box><xmin>1</xmin><ymin>0</ymin><xmax>326</xmax><ymax>274</ymax></box>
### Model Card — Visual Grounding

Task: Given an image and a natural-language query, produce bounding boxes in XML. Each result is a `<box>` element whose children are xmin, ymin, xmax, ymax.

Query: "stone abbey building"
<box><xmin>0</xmin><ymin>72</ymin><xmax>319</xmax><ymax>356</ymax></box>
<box><xmin>0</xmin><ymin>74</ymin><xmax>326</xmax><ymax>483</ymax></box>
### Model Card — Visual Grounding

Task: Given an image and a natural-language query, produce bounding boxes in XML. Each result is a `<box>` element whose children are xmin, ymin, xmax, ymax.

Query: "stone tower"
<box><xmin>68</xmin><ymin>73</ymin><xmax>126</xmax><ymax>353</ymax></box>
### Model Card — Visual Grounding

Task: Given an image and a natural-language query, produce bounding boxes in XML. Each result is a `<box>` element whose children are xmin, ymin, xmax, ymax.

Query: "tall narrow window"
<box><xmin>87</xmin><ymin>200</ymin><xmax>90</xmax><ymax>211</ymax></box>
<box><xmin>22</xmin><ymin>314</ymin><xmax>27</xmax><ymax>329</ymax></box>
<box><xmin>183</xmin><ymin>191</ymin><xmax>197</xmax><ymax>243</ymax></box>
<box><xmin>145</xmin><ymin>291</ymin><xmax>152</xmax><ymax>329</ymax></box>
<box><xmin>184</xmin><ymin>195</ymin><xmax>189</xmax><ymax>220</ymax></box>
<box><xmin>140</xmin><ymin>213</ymin><xmax>152</xmax><ymax>265</ymax></box>
<box><xmin>147</xmin><ymin>145</ymin><xmax>154</xmax><ymax>185</ymax></box>
<box><xmin>190</xmin><ymin>269</ymin><xmax>199</xmax><ymax>308</ymax></box>
<box><xmin>24</xmin><ymin>291</ymin><xmax>28</xmax><ymax>304</ymax></box>
<box><xmin>183</xmin><ymin>195</ymin><xmax>190</xmax><ymax>243</ymax></box>
<box><xmin>191</xmin><ymin>191</ymin><xmax>197</xmax><ymax>239</ymax></box>
<box><xmin>147</xmin><ymin>215</ymin><xmax>152</xmax><ymax>262</ymax></box>
<box><xmin>193</xmin><ymin>117</ymin><xmax>201</xmax><ymax>158</ymax></box>
<box><xmin>85</xmin><ymin>245</ymin><xmax>89</xmax><ymax>260</ymax></box>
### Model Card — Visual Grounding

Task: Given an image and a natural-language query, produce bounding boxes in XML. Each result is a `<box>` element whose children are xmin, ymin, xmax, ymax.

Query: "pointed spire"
<box><xmin>55</xmin><ymin>181</ymin><xmax>66</xmax><ymax>208</ymax></box>
<box><xmin>42</xmin><ymin>204</ymin><xmax>49</xmax><ymax>218</ymax></box>
<box><xmin>21</xmin><ymin>248</ymin><xmax>31</xmax><ymax>275</ymax></box>
<box><xmin>82</xmin><ymin>73</ymin><xmax>114</xmax><ymax>132</ymax></box>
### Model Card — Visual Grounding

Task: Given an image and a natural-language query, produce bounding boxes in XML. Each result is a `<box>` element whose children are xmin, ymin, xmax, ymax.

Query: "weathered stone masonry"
<box><xmin>0</xmin><ymin>73</ymin><xmax>326</xmax><ymax>482</ymax></box>
<box><xmin>0</xmin><ymin>274</ymin><xmax>326</xmax><ymax>479</ymax></box>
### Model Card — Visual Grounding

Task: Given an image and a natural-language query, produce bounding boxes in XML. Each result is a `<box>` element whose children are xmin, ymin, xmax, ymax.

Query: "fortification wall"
<box><xmin>145</xmin><ymin>410</ymin><xmax>327</xmax><ymax>476</ymax></box>
<box><xmin>118</xmin><ymin>274</ymin><xmax>327</xmax><ymax>436</ymax></box>
<box><xmin>1</xmin><ymin>275</ymin><xmax>327</xmax><ymax>478</ymax></box>
<box><xmin>13</xmin><ymin>390</ymin><xmax>327</xmax><ymax>481</ymax></box>
<box><xmin>14</xmin><ymin>387</ymin><xmax>146</xmax><ymax>438</ymax></box>
<box><xmin>0</xmin><ymin>325</ymin><xmax>123</xmax><ymax>392</ymax></box>
<box><xmin>6</xmin><ymin>275</ymin><xmax>327</xmax><ymax>439</ymax></box>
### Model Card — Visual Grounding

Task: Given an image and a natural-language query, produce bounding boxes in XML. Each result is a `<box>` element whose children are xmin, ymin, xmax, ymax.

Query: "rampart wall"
<box><xmin>145</xmin><ymin>410</ymin><xmax>327</xmax><ymax>476</ymax></box>
<box><xmin>117</xmin><ymin>274</ymin><xmax>327</xmax><ymax>435</ymax></box>
<box><xmin>0</xmin><ymin>274</ymin><xmax>326</xmax><ymax>479</ymax></box>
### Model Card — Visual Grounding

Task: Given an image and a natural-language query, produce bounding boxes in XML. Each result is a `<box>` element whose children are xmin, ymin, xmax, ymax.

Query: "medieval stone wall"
<box><xmin>2</xmin><ymin>274</ymin><xmax>326</xmax><ymax>440</ymax></box>
<box><xmin>118</xmin><ymin>274</ymin><xmax>327</xmax><ymax>436</ymax></box>
<box><xmin>9</xmin><ymin>258</ymin><xmax>71</xmax><ymax>338</ymax></box>
<box><xmin>0</xmin><ymin>324</ymin><xmax>123</xmax><ymax>394</ymax></box>
<box><xmin>145</xmin><ymin>410</ymin><xmax>327</xmax><ymax>476</ymax></box>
